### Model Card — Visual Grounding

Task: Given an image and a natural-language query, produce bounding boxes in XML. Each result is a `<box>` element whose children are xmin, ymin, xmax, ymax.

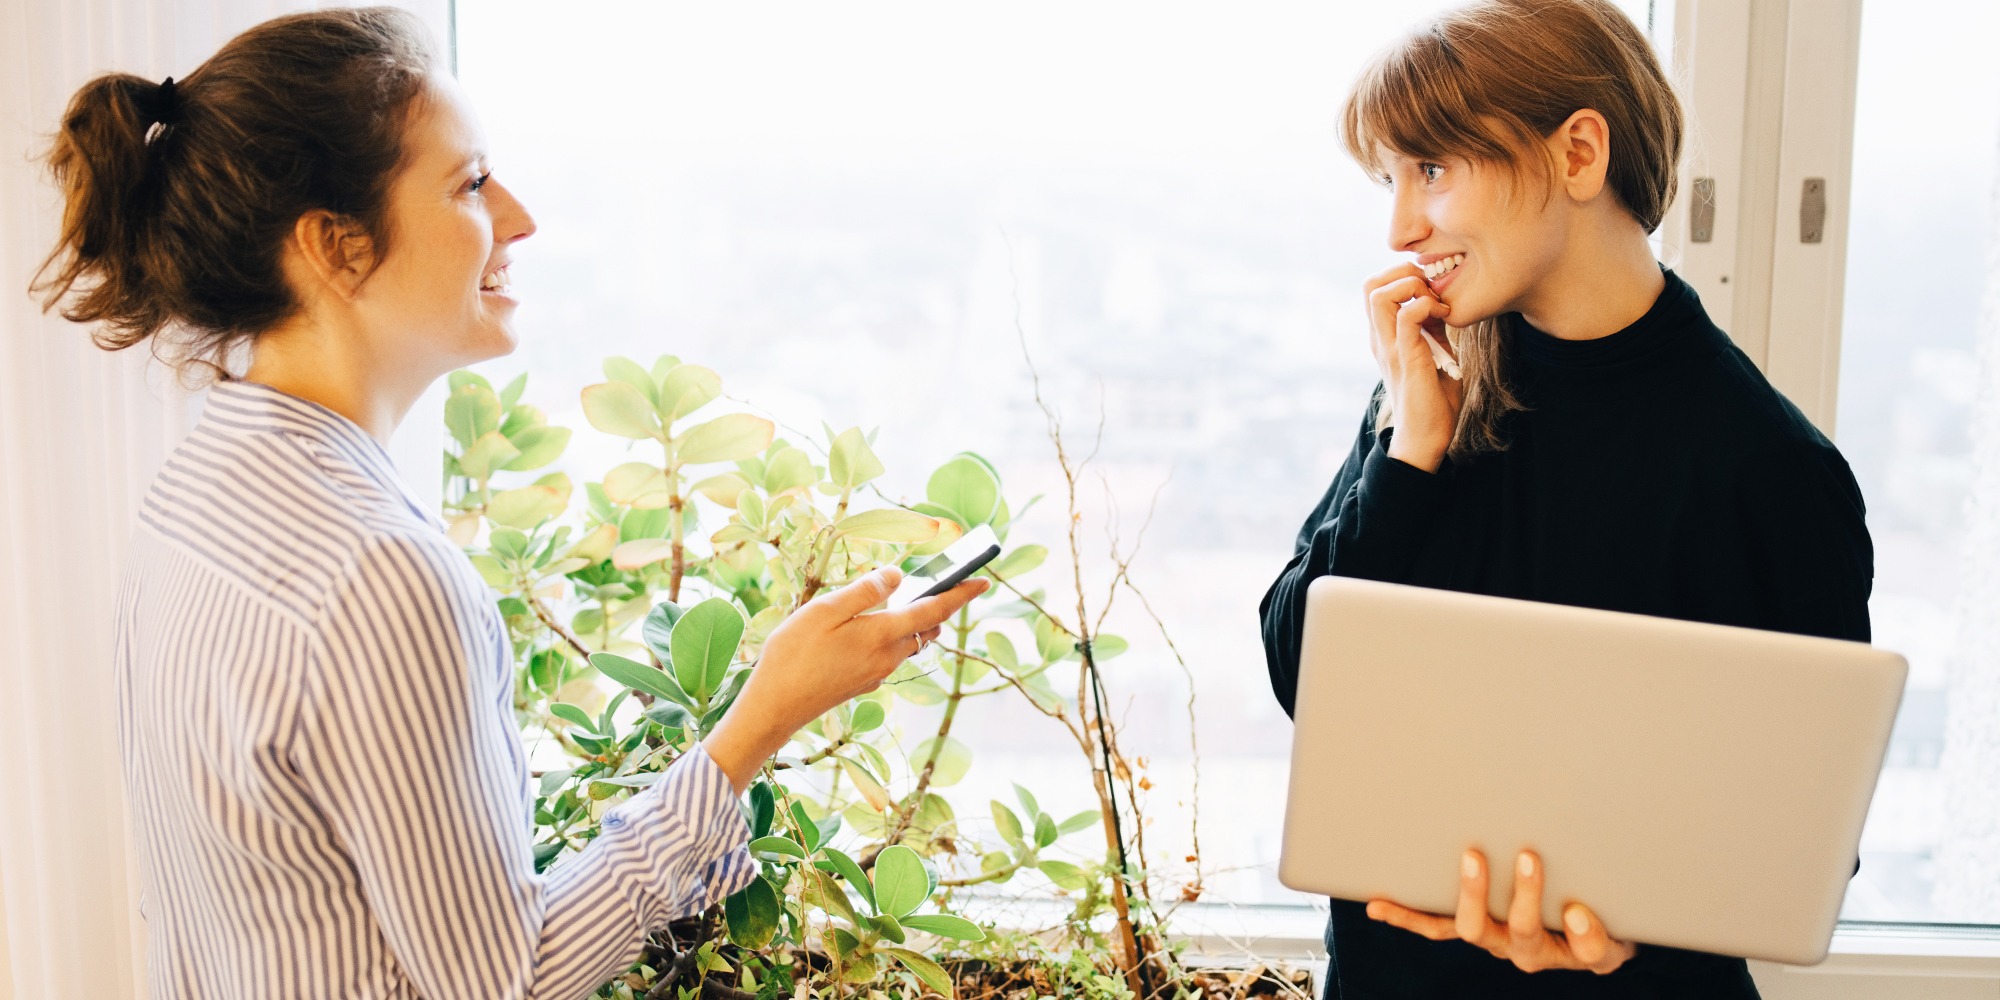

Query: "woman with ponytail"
<box><xmin>1259</xmin><ymin>1</ymin><xmax>1870</xmax><ymax>997</ymax></box>
<box><xmin>37</xmin><ymin>8</ymin><xmax>986</xmax><ymax>998</ymax></box>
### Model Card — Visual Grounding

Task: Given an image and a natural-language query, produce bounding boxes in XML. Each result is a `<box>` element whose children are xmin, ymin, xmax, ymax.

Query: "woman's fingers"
<box><xmin>873</xmin><ymin>578</ymin><xmax>989</xmax><ymax>640</ymax></box>
<box><xmin>1368</xmin><ymin>274</ymin><xmax>1432</xmax><ymax>364</ymax></box>
<box><xmin>1505</xmin><ymin>851</ymin><xmax>1563</xmax><ymax>973</ymax></box>
<box><xmin>1365</xmin><ymin>899</ymin><xmax>1459</xmax><ymax>942</ymax></box>
<box><xmin>1454</xmin><ymin>850</ymin><xmax>1504</xmax><ymax>954</ymax></box>
<box><xmin>807</xmin><ymin>567</ymin><xmax>902</xmax><ymax>620</ymax></box>
<box><xmin>1563</xmin><ymin>905</ymin><xmax>1638</xmax><ymax>975</ymax></box>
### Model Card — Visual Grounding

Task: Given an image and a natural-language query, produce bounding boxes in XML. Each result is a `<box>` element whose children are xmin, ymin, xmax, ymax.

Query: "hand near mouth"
<box><xmin>1363</xmin><ymin>260</ymin><xmax>1465</xmax><ymax>473</ymax></box>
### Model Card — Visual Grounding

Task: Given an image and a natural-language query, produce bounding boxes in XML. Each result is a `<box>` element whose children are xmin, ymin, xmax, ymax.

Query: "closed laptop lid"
<box><xmin>1278</xmin><ymin>576</ymin><xmax>1907</xmax><ymax>965</ymax></box>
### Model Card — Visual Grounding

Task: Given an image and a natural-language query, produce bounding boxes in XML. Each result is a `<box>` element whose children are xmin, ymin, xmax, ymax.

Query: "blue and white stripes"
<box><xmin>115</xmin><ymin>380</ymin><xmax>754</xmax><ymax>999</ymax></box>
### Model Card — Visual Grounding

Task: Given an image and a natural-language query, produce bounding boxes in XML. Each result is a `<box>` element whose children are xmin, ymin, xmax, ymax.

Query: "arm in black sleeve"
<box><xmin>1257</xmin><ymin>387</ymin><xmax>1454</xmax><ymax>717</ymax></box>
<box><xmin>1737</xmin><ymin>438</ymin><xmax>1874</xmax><ymax>643</ymax></box>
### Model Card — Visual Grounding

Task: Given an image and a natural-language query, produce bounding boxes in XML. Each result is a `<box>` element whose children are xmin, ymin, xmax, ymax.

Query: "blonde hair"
<box><xmin>1341</xmin><ymin>0</ymin><xmax>1684</xmax><ymax>458</ymax></box>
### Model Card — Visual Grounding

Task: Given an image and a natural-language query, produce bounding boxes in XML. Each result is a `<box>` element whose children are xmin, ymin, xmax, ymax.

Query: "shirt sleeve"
<box><xmin>294</xmin><ymin>531</ymin><xmax>754</xmax><ymax>1000</ymax></box>
<box><xmin>1258</xmin><ymin>388</ymin><xmax>1455</xmax><ymax>716</ymax></box>
<box><xmin>1734</xmin><ymin>438</ymin><xmax>1874</xmax><ymax>643</ymax></box>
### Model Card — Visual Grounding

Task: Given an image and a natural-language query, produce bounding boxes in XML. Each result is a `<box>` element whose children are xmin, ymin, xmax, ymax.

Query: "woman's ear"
<box><xmin>289</xmin><ymin>210</ymin><xmax>377</xmax><ymax>301</ymax></box>
<box><xmin>1548</xmin><ymin>108</ymin><xmax>1612</xmax><ymax>205</ymax></box>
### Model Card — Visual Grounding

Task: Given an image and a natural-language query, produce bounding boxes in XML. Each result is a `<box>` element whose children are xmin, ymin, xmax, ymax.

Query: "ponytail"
<box><xmin>32</xmin><ymin>7</ymin><xmax>437</xmax><ymax>384</ymax></box>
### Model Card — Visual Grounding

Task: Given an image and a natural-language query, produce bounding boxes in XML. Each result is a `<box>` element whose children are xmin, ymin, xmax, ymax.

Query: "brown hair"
<box><xmin>1341</xmin><ymin>0</ymin><xmax>1684</xmax><ymax>458</ymax></box>
<box><xmin>32</xmin><ymin>7</ymin><xmax>438</xmax><ymax>384</ymax></box>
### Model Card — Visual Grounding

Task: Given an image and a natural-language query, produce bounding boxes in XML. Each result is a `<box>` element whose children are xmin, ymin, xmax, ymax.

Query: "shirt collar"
<box><xmin>202</xmin><ymin>380</ymin><xmax>447</xmax><ymax>531</ymax></box>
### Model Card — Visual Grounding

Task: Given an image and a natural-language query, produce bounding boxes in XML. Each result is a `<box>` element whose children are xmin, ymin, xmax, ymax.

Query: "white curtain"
<box><xmin>0</xmin><ymin>2</ymin><xmax>446</xmax><ymax>996</ymax></box>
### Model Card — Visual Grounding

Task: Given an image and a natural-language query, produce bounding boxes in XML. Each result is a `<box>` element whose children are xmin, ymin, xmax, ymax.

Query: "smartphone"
<box><xmin>893</xmin><ymin>524</ymin><xmax>1003</xmax><ymax>605</ymax></box>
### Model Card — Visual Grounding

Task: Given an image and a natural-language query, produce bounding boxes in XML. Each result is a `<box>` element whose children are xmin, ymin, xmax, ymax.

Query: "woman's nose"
<box><xmin>1386</xmin><ymin>188</ymin><xmax>1429</xmax><ymax>253</ymax></box>
<box><xmin>491</xmin><ymin>179</ymin><xmax>537</xmax><ymax>244</ymax></box>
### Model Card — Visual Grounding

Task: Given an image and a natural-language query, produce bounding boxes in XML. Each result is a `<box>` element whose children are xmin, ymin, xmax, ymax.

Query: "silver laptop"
<box><xmin>1277</xmin><ymin>576</ymin><xmax>1906</xmax><ymax>966</ymax></box>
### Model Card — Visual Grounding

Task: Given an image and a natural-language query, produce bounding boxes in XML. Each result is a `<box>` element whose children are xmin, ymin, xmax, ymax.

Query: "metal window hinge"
<box><xmin>1801</xmin><ymin>177</ymin><xmax>1826</xmax><ymax>244</ymax></box>
<box><xmin>1691</xmin><ymin>177</ymin><xmax>1716</xmax><ymax>243</ymax></box>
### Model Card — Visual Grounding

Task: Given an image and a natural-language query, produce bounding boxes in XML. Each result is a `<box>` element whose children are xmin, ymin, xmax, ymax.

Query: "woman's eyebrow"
<box><xmin>443</xmin><ymin>152</ymin><xmax>487</xmax><ymax>180</ymax></box>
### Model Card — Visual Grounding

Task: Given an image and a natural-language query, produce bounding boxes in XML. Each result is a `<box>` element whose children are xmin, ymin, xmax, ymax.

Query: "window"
<box><xmin>1831</xmin><ymin>0</ymin><xmax>2000</xmax><ymax>924</ymax></box>
<box><xmin>454</xmin><ymin>0</ymin><xmax>1996</xmax><ymax>926</ymax></box>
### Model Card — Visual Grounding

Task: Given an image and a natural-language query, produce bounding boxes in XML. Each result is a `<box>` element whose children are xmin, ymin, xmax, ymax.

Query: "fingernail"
<box><xmin>1462</xmin><ymin>851</ymin><xmax>1479</xmax><ymax>879</ymax></box>
<box><xmin>1565</xmin><ymin>908</ymin><xmax>1589</xmax><ymax>934</ymax></box>
<box><xmin>1518</xmin><ymin>853</ymin><xmax>1535</xmax><ymax>878</ymax></box>
<box><xmin>1366</xmin><ymin>902</ymin><xmax>1383</xmax><ymax>920</ymax></box>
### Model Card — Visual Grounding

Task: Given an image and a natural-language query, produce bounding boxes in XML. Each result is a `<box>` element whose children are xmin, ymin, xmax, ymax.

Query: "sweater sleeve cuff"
<box><xmin>1351</xmin><ymin>429</ymin><xmax>1452</xmax><ymax>538</ymax></box>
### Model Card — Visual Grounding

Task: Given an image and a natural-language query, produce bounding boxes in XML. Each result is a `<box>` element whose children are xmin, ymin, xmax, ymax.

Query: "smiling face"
<box><xmin>350</xmin><ymin>73</ymin><xmax>535</xmax><ymax>373</ymax></box>
<box><xmin>1377</xmin><ymin>148</ymin><xmax>1568</xmax><ymax>328</ymax></box>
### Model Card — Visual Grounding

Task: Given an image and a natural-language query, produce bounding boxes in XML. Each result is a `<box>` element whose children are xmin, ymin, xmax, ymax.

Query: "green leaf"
<box><xmin>803</xmin><ymin>866</ymin><xmax>860</xmax><ymax>924</ymax></box>
<box><xmin>984</xmin><ymin>632</ymin><xmax>1021</xmax><ymax>671</ymax></box>
<box><xmin>670</xmin><ymin>598</ymin><xmax>746</xmax><ymax>701</ymax></box>
<box><xmin>468</xmin><ymin>555</ymin><xmax>512</xmax><ymax>588</ymax></box>
<box><xmin>881</xmin><ymin>948</ymin><xmax>953</xmax><ymax>998</ymax></box>
<box><xmin>677</xmin><ymin>413</ymin><xmax>776</xmax><ymax>466</ymax></box>
<box><xmin>1084</xmin><ymin>634</ymin><xmax>1129</xmax><ymax>661</ymax></box>
<box><xmin>549</xmin><ymin>702</ymin><xmax>598</xmax><ymax>733</ymax></box>
<box><xmin>833</xmin><ymin>508</ymin><xmax>942</xmax><ymax>544</ymax></box>
<box><xmin>1014</xmin><ymin>784</ymin><xmax>1040</xmax><ymax>821</ymax></box>
<box><xmin>749</xmin><ymin>782</ymin><xmax>776</xmax><ymax>838</ymax></box>
<box><xmin>748</xmin><ymin>835</ymin><xmax>808</xmax><ymax>861</ymax></box>
<box><xmin>448</xmin><ymin>369</ymin><xmax>493</xmax><ymax>394</ymax></box>
<box><xmin>602</xmin><ymin>355</ymin><xmax>659</xmax><ymax>405</ymax></box>
<box><xmin>849</xmin><ymin>700</ymin><xmax>886</xmax><ymax>734</ymax></box>
<box><xmin>872</xmin><ymin>845</ymin><xmax>930</xmax><ymax>919</ymax></box>
<box><xmin>762</xmin><ymin>445</ymin><xmax>819</xmax><ymax>494</ymax></box>
<box><xmin>1034</xmin><ymin>812</ymin><xmax>1058</xmax><ymax>848</ymax></box>
<box><xmin>724</xmin><ymin>875</ymin><xmax>782</xmax><ymax>950</ymax></box>
<box><xmin>641</xmin><ymin>601</ymin><xmax>684</xmax><ymax>669</ymax></box>
<box><xmin>590</xmin><ymin>651</ymin><xmax>692</xmax><ymax>706</ymax></box>
<box><xmin>657</xmin><ymin>363</ymin><xmax>723</xmax><ymax>424</ymax></box>
<box><xmin>790</xmin><ymin>799</ymin><xmax>821</xmax><ymax>851</ymax></box>
<box><xmin>498</xmin><ymin>371</ymin><xmax>528</xmax><ymax>408</ymax></box>
<box><xmin>839</xmin><ymin>757</ymin><xmax>893</xmax><ymax>812</ymax></box>
<box><xmin>1033</xmin><ymin>616</ymin><xmax>1070</xmax><ymax>665</ymax></box>
<box><xmin>648</xmin><ymin>353</ymin><xmax>682</xmax><ymax>383</ymax></box>
<box><xmin>827</xmin><ymin>427</ymin><xmax>885</xmax><ymax>489</ymax></box>
<box><xmin>986</xmin><ymin>544</ymin><xmax>1048</xmax><ymax>581</ymax></box>
<box><xmin>926</xmin><ymin>456</ymin><xmax>1002</xmax><ymax>527</ymax></box>
<box><xmin>643</xmin><ymin>701</ymin><xmax>692</xmax><ymax>731</ymax></box>
<box><xmin>537</xmin><ymin>768</ymin><xmax>572</xmax><ymax>797</ymax></box>
<box><xmin>1036</xmin><ymin>860</ymin><xmax>1090</xmax><ymax>892</ymax></box>
<box><xmin>816</xmin><ymin>847</ymin><xmax>876</xmax><ymax>913</ymax></box>
<box><xmin>602</xmin><ymin>462</ymin><xmax>672</xmax><ymax>509</ymax></box>
<box><xmin>866</xmin><ymin>912</ymin><xmax>907</xmax><ymax>944</ymax></box>
<box><xmin>1057</xmin><ymin>809</ymin><xmax>1099</xmax><ymax>836</ymax></box>
<box><xmin>900</xmin><ymin>914</ymin><xmax>986</xmax><ymax>942</ymax></box>
<box><xmin>445</xmin><ymin>384</ymin><xmax>502</xmax><ymax>448</ymax></box>
<box><xmin>488</xmin><ymin>528</ymin><xmax>530</xmax><ymax>561</ymax></box>
<box><xmin>485</xmin><ymin>484</ymin><xmax>566</xmax><ymax>529</ymax></box>
<box><xmin>991</xmin><ymin>801</ymin><xmax>1024</xmax><ymax>847</ymax></box>
<box><xmin>457</xmin><ymin>430</ymin><xmax>521</xmax><ymax>480</ymax></box>
<box><xmin>909</xmin><ymin>736</ymin><xmax>972</xmax><ymax>787</ymax></box>
<box><xmin>501</xmin><ymin>424</ymin><xmax>570</xmax><ymax>471</ymax></box>
<box><xmin>581</xmin><ymin>381</ymin><xmax>662</xmax><ymax>440</ymax></box>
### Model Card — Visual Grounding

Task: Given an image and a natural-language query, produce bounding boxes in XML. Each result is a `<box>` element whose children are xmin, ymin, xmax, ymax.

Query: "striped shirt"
<box><xmin>115</xmin><ymin>380</ymin><xmax>754</xmax><ymax>1000</ymax></box>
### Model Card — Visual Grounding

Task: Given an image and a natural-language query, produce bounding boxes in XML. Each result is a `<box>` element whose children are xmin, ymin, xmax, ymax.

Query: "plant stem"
<box><xmin>529</xmin><ymin>593</ymin><xmax>592</xmax><ymax>660</ymax></box>
<box><xmin>876</xmin><ymin>612</ymin><xmax>970</xmax><ymax>853</ymax></box>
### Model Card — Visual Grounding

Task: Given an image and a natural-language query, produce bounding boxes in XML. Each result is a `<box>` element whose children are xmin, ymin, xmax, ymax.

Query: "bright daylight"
<box><xmin>3</xmin><ymin>2</ymin><xmax>1998</xmax><ymax>999</ymax></box>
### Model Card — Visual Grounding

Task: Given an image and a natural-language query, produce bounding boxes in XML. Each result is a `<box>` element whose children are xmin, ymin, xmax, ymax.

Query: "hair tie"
<box><xmin>141</xmin><ymin>76</ymin><xmax>181</xmax><ymax>143</ymax></box>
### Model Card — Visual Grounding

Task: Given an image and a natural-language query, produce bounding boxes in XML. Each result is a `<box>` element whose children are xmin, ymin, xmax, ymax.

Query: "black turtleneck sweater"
<box><xmin>1259</xmin><ymin>269</ymin><xmax>1872</xmax><ymax>1000</ymax></box>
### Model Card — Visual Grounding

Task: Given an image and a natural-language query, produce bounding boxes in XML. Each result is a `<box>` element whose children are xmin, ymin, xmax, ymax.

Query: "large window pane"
<box><xmin>1834</xmin><ymin>0</ymin><xmax>2000</xmax><ymax>924</ymax></box>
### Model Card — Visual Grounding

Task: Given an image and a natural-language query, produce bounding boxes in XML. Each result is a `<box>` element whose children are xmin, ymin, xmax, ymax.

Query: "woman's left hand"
<box><xmin>1365</xmin><ymin>849</ymin><xmax>1637</xmax><ymax>975</ymax></box>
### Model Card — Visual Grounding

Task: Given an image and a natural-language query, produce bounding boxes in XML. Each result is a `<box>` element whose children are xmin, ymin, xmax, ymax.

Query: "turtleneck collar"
<box><xmin>1506</xmin><ymin>267</ymin><xmax>1726</xmax><ymax>399</ymax></box>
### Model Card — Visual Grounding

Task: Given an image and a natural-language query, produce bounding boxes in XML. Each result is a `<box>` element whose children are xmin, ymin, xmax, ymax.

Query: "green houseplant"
<box><xmin>443</xmin><ymin>356</ymin><xmax>1293</xmax><ymax>1000</ymax></box>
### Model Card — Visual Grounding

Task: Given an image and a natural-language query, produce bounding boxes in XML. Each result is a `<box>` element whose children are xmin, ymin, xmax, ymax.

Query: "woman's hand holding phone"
<box><xmin>1364</xmin><ymin>261</ymin><xmax>1464</xmax><ymax>473</ymax></box>
<box><xmin>705</xmin><ymin>567</ymin><xmax>989</xmax><ymax>791</ymax></box>
<box><xmin>1365</xmin><ymin>849</ymin><xmax>1637</xmax><ymax>976</ymax></box>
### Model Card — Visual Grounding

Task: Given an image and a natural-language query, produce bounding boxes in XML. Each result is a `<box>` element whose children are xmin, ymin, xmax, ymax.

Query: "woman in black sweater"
<box><xmin>1259</xmin><ymin>2</ymin><xmax>1872</xmax><ymax>998</ymax></box>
